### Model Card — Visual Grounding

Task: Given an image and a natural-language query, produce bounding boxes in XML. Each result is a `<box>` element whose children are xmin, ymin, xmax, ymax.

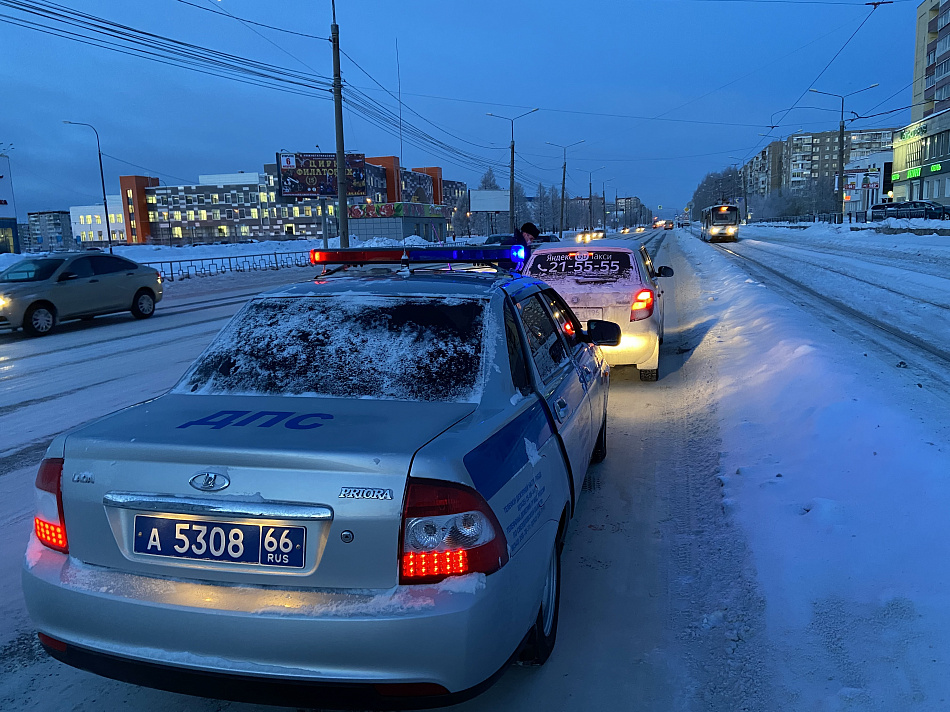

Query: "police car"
<box><xmin>22</xmin><ymin>245</ymin><xmax>621</xmax><ymax>708</ymax></box>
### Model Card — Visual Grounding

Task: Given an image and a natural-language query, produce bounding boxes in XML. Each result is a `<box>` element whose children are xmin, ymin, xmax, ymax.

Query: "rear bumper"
<box><xmin>600</xmin><ymin>321</ymin><xmax>659</xmax><ymax>367</ymax></box>
<box><xmin>22</xmin><ymin>527</ymin><xmax>548</xmax><ymax>700</ymax></box>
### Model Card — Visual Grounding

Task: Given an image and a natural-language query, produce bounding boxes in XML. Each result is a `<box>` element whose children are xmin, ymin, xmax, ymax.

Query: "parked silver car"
<box><xmin>0</xmin><ymin>252</ymin><xmax>163</xmax><ymax>336</ymax></box>
<box><xmin>22</xmin><ymin>248</ymin><xmax>621</xmax><ymax>707</ymax></box>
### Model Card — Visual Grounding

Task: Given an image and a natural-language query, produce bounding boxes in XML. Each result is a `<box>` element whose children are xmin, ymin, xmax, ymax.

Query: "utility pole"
<box><xmin>488</xmin><ymin>109</ymin><xmax>538</xmax><ymax>234</ymax></box>
<box><xmin>63</xmin><ymin>121</ymin><xmax>113</xmax><ymax>254</ymax></box>
<box><xmin>810</xmin><ymin>83</ymin><xmax>877</xmax><ymax>224</ymax></box>
<box><xmin>330</xmin><ymin>0</ymin><xmax>349</xmax><ymax>247</ymax></box>
<box><xmin>546</xmin><ymin>140</ymin><xmax>583</xmax><ymax>241</ymax></box>
<box><xmin>589</xmin><ymin>166</ymin><xmax>605</xmax><ymax>229</ymax></box>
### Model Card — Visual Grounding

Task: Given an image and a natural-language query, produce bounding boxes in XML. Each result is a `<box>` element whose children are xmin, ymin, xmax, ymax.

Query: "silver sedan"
<box><xmin>0</xmin><ymin>252</ymin><xmax>163</xmax><ymax>336</ymax></box>
<box><xmin>22</xmin><ymin>259</ymin><xmax>621</xmax><ymax>707</ymax></box>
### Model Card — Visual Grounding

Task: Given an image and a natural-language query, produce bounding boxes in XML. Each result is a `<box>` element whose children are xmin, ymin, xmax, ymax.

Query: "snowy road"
<box><xmin>3</xmin><ymin>229</ymin><xmax>950</xmax><ymax>710</ymax></box>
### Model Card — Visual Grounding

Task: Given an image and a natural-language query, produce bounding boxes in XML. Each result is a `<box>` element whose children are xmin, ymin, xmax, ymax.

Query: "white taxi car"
<box><xmin>22</xmin><ymin>246</ymin><xmax>622</xmax><ymax>708</ymax></box>
<box><xmin>525</xmin><ymin>242</ymin><xmax>673</xmax><ymax>381</ymax></box>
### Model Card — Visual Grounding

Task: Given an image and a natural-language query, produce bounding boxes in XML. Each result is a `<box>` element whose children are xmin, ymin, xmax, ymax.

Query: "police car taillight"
<box><xmin>399</xmin><ymin>479</ymin><xmax>508</xmax><ymax>584</ymax></box>
<box><xmin>309</xmin><ymin>246</ymin><xmax>524</xmax><ymax>267</ymax></box>
<box><xmin>630</xmin><ymin>288</ymin><xmax>655</xmax><ymax>321</ymax></box>
<box><xmin>34</xmin><ymin>458</ymin><xmax>68</xmax><ymax>554</ymax></box>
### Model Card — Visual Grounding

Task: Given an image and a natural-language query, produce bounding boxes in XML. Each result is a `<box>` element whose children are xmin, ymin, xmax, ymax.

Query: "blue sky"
<box><xmin>0</xmin><ymin>0</ymin><xmax>917</xmax><ymax>219</ymax></box>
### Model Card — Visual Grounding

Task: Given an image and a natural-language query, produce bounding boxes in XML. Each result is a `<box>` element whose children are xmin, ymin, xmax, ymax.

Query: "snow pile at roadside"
<box><xmin>679</xmin><ymin>233</ymin><xmax>950</xmax><ymax>706</ymax></box>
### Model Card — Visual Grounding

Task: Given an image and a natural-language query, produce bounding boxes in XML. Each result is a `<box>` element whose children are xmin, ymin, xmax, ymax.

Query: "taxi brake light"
<box><xmin>34</xmin><ymin>458</ymin><xmax>68</xmax><ymax>554</ymax></box>
<box><xmin>630</xmin><ymin>288</ymin><xmax>655</xmax><ymax>321</ymax></box>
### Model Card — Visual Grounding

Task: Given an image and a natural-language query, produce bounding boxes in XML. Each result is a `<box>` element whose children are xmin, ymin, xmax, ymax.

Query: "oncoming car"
<box><xmin>0</xmin><ymin>252</ymin><xmax>163</xmax><ymax>336</ymax></box>
<box><xmin>22</xmin><ymin>246</ymin><xmax>622</xmax><ymax>708</ymax></box>
<box><xmin>525</xmin><ymin>242</ymin><xmax>673</xmax><ymax>381</ymax></box>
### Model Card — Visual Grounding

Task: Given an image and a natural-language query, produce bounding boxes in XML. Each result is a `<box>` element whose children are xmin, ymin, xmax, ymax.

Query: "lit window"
<box><xmin>250</xmin><ymin>208</ymin><xmax>259</xmax><ymax>219</ymax></box>
<box><xmin>315</xmin><ymin>205</ymin><xmax>322</xmax><ymax>216</ymax></box>
<box><xmin>172</xmin><ymin>226</ymin><xmax>183</xmax><ymax>238</ymax></box>
<box><xmin>130</xmin><ymin>220</ymin><xmax>136</xmax><ymax>228</ymax></box>
<box><xmin>269</xmin><ymin>192</ymin><xmax>276</xmax><ymax>202</ymax></box>
<box><xmin>328</xmin><ymin>205</ymin><xmax>335</xmax><ymax>216</ymax></box>
<box><xmin>79</xmin><ymin>215</ymin><xmax>85</xmax><ymax>225</ymax></box>
<box><xmin>270</xmin><ymin>207</ymin><xmax>277</xmax><ymax>218</ymax></box>
<box><xmin>146</xmin><ymin>195</ymin><xmax>156</xmax><ymax>204</ymax></box>
<box><xmin>240</xmin><ymin>225</ymin><xmax>250</xmax><ymax>236</ymax></box>
<box><xmin>199</xmin><ymin>210</ymin><xmax>207</xmax><ymax>220</ymax></box>
<box><xmin>173</xmin><ymin>211</ymin><xmax>182</xmax><ymax>221</ymax></box>
<box><xmin>95</xmin><ymin>215</ymin><xmax>102</xmax><ymax>224</ymax></box>
<box><xmin>259</xmin><ymin>192</ymin><xmax>268</xmax><ymax>203</ymax></box>
<box><xmin>293</xmin><ymin>206</ymin><xmax>300</xmax><ymax>217</ymax></box>
<box><xmin>148</xmin><ymin>211</ymin><xmax>157</xmax><ymax>221</ymax></box>
<box><xmin>187</xmin><ymin>210</ymin><xmax>195</xmax><ymax>221</ymax></box>
<box><xmin>86</xmin><ymin>214</ymin><xmax>93</xmax><ymax>224</ymax></box>
<box><xmin>304</xmin><ymin>206</ymin><xmax>312</xmax><ymax>217</ymax></box>
<box><xmin>115</xmin><ymin>214</ymin><xmax>123</xmax><ymax>223</ymax></box>
<box><xmin>281</xmin><ymin>207</ymin><xmax>289</xmax><ymax>218</ymax></box>
<box><xmin>212</xmin><ymin>194</ymin><xmax>219</xmax><ymax>204</ymax></box>
<box><xmin>129</xmin><ymin>204</ymin><xmax>134</xmax><ymax>213</ymax></box>
<box><xmin>126</xmin><ymin>189</ymin><xmax>132</xmax><ymax>198</ymax></box>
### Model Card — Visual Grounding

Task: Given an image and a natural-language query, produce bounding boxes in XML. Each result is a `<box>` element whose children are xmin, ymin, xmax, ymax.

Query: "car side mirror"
<box><xmin>657</xmin><ymin>266</ymin><xmax>674</xmax><ymax>277</ymax></box>
<box><xmin>57</xmin><ymin>272</ymin><xmax>78</xmax><ymax>282</ymax></box>
<box><xmin>586</xmin><ymin>319</ymin><xmax>622</xmax><ymax>346</ymax></box>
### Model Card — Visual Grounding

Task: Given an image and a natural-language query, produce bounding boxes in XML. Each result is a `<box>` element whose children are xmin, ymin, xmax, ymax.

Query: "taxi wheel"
<box><xmin>591</xmin><ymin>413</ymin><xmax>607</xmax><ymax>463</ymax></box>
<box><xmin>639</xmin><ymin>368</ymin><xmax>658</xmax><ymax>382</ymax></box>
<box><xmin>519</xmin><ymin>540</ymin><xmax>561</xmax><ymax>666</ymax></box>
<box><xmin>131</xmin><ymin>289</ymin><xmax>156</xmax><ymax>319</ymax></box>
<box><xmin>23</xmin><ymin>303</ymin><xmax>56</xmax><ymax>337</ymax></box>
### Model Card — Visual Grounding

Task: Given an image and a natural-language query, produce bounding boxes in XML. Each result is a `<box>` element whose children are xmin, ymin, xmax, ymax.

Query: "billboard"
<box><xmin>0</xmin><ymin>155</ymin><xmax>16</xmax><ymax>220</ymax></box>
<box><xmin>277</xmin><ymin>152</ymin><xmax>366</xmax><ymax>198</ymax></box>
<box><xmin>844</xmin><ymin>168</ymin><xmax>881</xmax><ymax>191</ymax></box>
<box><xmin>469</xmin><ymin>189</ymin><xmax>509</xmax><ymax>212</ymax></box>
<box><xmin>348</xmin><ymin>202</ymin><xmax>452</xmax><ymax>219</ymax></box>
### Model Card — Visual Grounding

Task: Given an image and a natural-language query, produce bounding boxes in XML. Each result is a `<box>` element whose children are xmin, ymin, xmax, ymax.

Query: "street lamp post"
<box><xmin>809</xmin><ymin>84</ymin><xmax>878</xmax><ymax>223</ymax></box>
<box><xmin>729</xmin><ymin>156</ymin><xmax>749</xmax><ymax>224</ymax></box>
<box><xmin>63</xmin><ymin>121</ymin><xmax>113</xmax><ymax>254</ymax></box>
<box><xmin>602</xmin><ymin>179</ymin><xmax>613</xmax><ymax>231</ymax></box>
<box><xmin>588</xmin><ymin>166</ymin><xmax>605</xmax><ymax>230</ymax></box>
<box><xmin>546</xmin><ymin>140</ymin><xmax>584</xmax><ymax>241</ymax></box>
<box><xmin>488</xmin><ymin>108</ymin><xmax>538</xmax><ymax>234</ymax></box>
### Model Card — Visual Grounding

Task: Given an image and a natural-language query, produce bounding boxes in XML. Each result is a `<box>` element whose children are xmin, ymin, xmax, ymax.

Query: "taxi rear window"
<box><xmin>177</xmin><ymin>296</ymin><xmax>487</xmax><ymax>402</ymax></box>
<box><xmin>527</xmin><ymin>250</ymin><xmax>635</xmax><ymax>279</ymax></box>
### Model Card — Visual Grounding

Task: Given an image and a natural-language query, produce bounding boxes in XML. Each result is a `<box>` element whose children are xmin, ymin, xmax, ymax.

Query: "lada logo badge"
<box><xmin>189</xmin><ymin>472</ymin><xmax>230</xmax><ymax>492</ymax></box>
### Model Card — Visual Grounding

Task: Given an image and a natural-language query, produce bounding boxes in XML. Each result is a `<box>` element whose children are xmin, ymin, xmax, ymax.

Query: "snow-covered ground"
<box><xmin>2</xmin><ymin>225</ymin><xmax>950</xmax><ymax>710</ymax></box>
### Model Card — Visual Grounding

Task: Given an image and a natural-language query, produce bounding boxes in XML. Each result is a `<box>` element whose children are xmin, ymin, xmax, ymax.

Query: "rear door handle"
<box><xmin>554</xmin><ymin>397</ymin><xmax>570</xmax><ymax>422</ymax></box>
<box><xmin>582</xmin><ymin>366</ymin><xmax>593</xmax><ymax>382</ymax></box>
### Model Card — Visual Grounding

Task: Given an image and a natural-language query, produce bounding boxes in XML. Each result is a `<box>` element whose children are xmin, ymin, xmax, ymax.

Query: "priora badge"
<box><xmin>339</xmin><ymin>487</ymin><xmax>394</xmax><ymax>500</ymax></box>
<box><xmin>189</xmin><ymin>472</ymin><xmax>230</xmax><ymax>492</ymax></box>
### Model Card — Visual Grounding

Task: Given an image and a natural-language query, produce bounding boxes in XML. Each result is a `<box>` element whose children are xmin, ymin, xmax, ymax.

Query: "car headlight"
<box><xmin>0</xmin><ymin>296</ymin><xmax>8</xmax><ymax>310</ymax></box>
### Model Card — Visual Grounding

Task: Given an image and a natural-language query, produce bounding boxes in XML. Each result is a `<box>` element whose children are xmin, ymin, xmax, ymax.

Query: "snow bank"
<box><xmin>678</xmin><ymin>232</ymin><xmax>950</xmax><ymax>706</ymax></box>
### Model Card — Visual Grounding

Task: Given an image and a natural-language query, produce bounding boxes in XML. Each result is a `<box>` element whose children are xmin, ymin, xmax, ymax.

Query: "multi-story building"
<box><xmin>29</xmin><ymin>210</ymin><xmax>77</xmax><ymax>251</ymax></box>
<box><xmin>121</xmin><ymin>156</ymin><xmax>467</xmax><ymax>246</ymax></box>
<box><xmin>743</xmin><ymin>141</ymin><xmax>783</xmax><ymax>197</ymax></box>
<box><xmin>916</xmin><ymin>0</ymin><xmax>945</xmax><ymax>121</ymax></box>
<box><xmin>779</xmin><ymin>129</ymin><xmax>895</xmax><ymax>193</ymax></box>
<box><xmin>0</xmin><ymin>153</ymin><xmax>19</xmax><ymax>254</ymax></box>
<box><xmin>443</xmin><ymin>180</ymin><xmax>467</xmax><ymax>210</ymax></box>
<box><xmin>69</xmin><ymin>198</ymin><xmax>125</xmax><ymax>247</ymax></box>
<box><xmin>890</xmin><ymin>111</ymin><xmax>950</xmax><ymax>202</ymax></box>
<box><xmin>16</xmin><ymin>223</ymin><xmax>30</xmax><ymax>252</ymax></box>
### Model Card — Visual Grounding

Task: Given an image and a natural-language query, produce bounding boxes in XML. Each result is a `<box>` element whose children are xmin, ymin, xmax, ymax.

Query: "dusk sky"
<box><xmin>0</xmin><ymin>0</ymin><xmax>917</xmax><ymax>219</ymax></box>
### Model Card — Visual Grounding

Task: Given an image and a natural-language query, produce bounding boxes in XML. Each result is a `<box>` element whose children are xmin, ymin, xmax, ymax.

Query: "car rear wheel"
<box><xmin>131</xmin><ymin>289</ymin><xmax>155</xmax><ymax>319</ymax></box>
<box><xmin>23</xmin><ymin>303</ymin><xmax>55</xmax><ymax>337</ymax></box>
<box><xmin>519</xmin><ymin>538</ymin><xmax>562</xmax><ymax>666</ymax></box>
<box><xmin>639</xmin><ymin>368</ymin><xmax>658</xmax><ymax>382</ymax></box>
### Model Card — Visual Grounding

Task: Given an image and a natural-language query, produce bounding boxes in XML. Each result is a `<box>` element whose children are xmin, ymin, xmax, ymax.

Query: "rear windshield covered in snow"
<box><xmin>175</xmin><ymin>296</ymin><xmax>488</xmax><ymax>403</ymax></box>
<box><xmin>527</xmin><ymin>250</ymin><xmax>635</xmax><ymax>280</ymax></box>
